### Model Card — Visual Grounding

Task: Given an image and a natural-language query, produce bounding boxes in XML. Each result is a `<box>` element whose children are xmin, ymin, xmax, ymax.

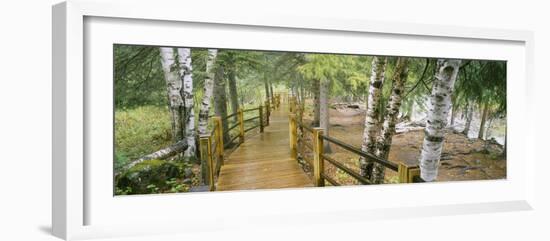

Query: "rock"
<box><xmin>395</xmin><ymin>120</ymin><xmax>426</xmax><ymax>134</ymax></box>
<box><xmin>115</xmin><ymin>159</ymin><xmax>185</xmax><ymax>194</ymax></box>
<box><xmin>182</xmin><ymin>178</ymin><xmax>193</xmax><ymax>184</ymax></box>
<box><xmin>440</xmin><ymin>153</ymin><xmax>453</xmax><ymax>161</ymax></box>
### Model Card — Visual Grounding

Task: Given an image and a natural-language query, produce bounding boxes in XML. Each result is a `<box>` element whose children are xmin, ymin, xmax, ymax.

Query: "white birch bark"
<box><xmin>176</xmin><ymin>48</ymin><xmax>196</xmax><ymax>159</ymax></box>
<box><xmin>198</xmin><ymin>49</ymin><xmax>218</xmax><ymax>135</ymax></box>
<box><xmin>122</xmin><ymin>141</ymin><xmax>188</xmax><ymax>172</ymax></box>
<box><xmin>419</xmin><ymin>59</ymin><xmax>461</xmax><ymax>181</ymax></box>
<box><xmin>159</xmin><ymin>47</ymin><xmax>185</xmax><ymax>143</ymax></box>
<box><xmin>360</xmin><ymin>56</ymin><xmax>387</xmax><ymax>179</ymax></box>
<box><xmin>372</xmin><ymin>57</ymin><xmax>409</xmax><ymax>183</ymax></box>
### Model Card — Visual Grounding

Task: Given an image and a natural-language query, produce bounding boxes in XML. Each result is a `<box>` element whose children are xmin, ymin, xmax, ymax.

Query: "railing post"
<box><xmin>238</xmin><ymin>108</ymin><xmax>245</xmax><ymax>143</ymax></box>
<box><xmin>398</xmin><ymin>163</ymin><xmax>421</xmax><ymax>183</ymax></box>
<box><xmin>259</xmin><ymin>105</ymin><xmax>264</xmax><ymax>133</ymax></box>
<box><xmin>313</xmin><ymin>128</ymin><xmax>325</xmax><ymax>187</ymax></box>
<box><xmin>212</xmin><ymin>116</ymin><xmax>224</xmax><ymax>165</ymax></box>
<box><xmin>199</xmin><ymin>135</ymin><xmax>215</xmax><ymax>191</ymax></box>
<box><xmin>289</xmin><ymin>114</ymin><xmax>297</xmax><ymax>160</ymax></box>
<box><xmin>265</xmin><ymin>100</ymin><xmax>270</xmax><ymax>126</ymax></box>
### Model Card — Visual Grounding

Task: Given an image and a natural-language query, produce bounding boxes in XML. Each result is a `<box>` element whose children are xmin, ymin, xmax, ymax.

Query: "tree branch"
<box><xmin>404</xmin><ymin>58</ymin><xmax>430</xmax><ymax>97</ymax></box>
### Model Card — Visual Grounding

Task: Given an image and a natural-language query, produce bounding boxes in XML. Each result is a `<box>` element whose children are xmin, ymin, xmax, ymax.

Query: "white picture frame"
<box><xmin>52</xmin><ymin>0</ymin><xmax>535</xmax><ymax>240</ymax></box>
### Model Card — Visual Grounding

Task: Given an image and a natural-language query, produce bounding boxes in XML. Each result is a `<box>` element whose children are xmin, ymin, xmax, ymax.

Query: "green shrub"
<box><xmin>114</xmin><ymin>106</ymin><xmax>173</xmax><ymax>171</ymax></box>
<box><xmin>115</xmin><ymin>159</ymin><xmax>192</xmax><ymax>195</ymax></box>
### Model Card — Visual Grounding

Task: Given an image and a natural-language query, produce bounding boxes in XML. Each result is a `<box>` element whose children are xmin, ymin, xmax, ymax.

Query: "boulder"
<box><xmin>115</xmin><ymin>159</ymin><xmax>187</xmax><ymax>194</ymax></box>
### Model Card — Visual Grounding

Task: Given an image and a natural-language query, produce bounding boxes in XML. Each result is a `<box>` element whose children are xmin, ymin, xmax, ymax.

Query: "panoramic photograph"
<box><xmin>113</xmin><ymin>44</ymin><xmax>506</xmax><ymax>195</ymax></box>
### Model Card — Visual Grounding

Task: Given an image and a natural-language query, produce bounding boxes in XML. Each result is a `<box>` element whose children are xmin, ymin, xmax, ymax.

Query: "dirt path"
<box><xmin>300</xmin><ymin>106</ymin><xmax>506</xmax><ymax>185</ymax></box>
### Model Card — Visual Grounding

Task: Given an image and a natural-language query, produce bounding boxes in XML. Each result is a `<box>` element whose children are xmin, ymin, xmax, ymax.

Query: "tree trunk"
<box><xmin>198</xmin><ymin>49</ymin><xmax>218</xmax><ymax>135</ymax></box>
<box><xmin>176</xmin><ymin>48</ymin><xmax>196</xmax><ymax>160</ymax></box>
<box><xmin>462</xmin><ymin>102</ymin><xmax>473</xmax><ymax>136</ymax></box>
<box><xmin>227</xmin><ymin>58</ymin><xmax>239</xmax><ymax>122</ymax></box>
<box><xmin>312</xmin><ymin>78</ymin><xmax>321</xmax><ymax>127</ymax></box>
<box><xmin>299</xmin><ymin>79</ymin><xmax>306</xmax><ymax>122</ymax></box>
<box><xmin>122</xmin><ymin>141</ymin><xmax>188</xmax><ymax>172</ymax></box>
<box><xmin>214</xmin><ymin>65</ymin><xmax>230</xmax><ymax>143</ymax></box>
<box><xmin>159</xmin><ymin>47</ymin><xmax>185</xmax><ymax>143</ymax></box>
<box><xmin>372</xmin><ymin>57</ymin><xmax>409</xmax><ymax>184</ymax></box>
<box><xmin>450</xmin><ymin>103</ymin><xmax>456</xmax><ymax>127</ymax></box>
<box><xmin>319</xmin><ymin>77</ymin><xmax>332</xmax><ymax>153</ymax></box>
<box><xmin>502</xmin><ymin>132</ymin><xmax>507</xmax><ymax>157</ymax></box>
<box><xmin>264</xmin><ymin>77</ymin><xmax>270</xmax><ymax>103</ymax></box>
<box><xmin>485</xmin><ymin>115</ymin><xmax>494</xmax><ymax>140</ymax></box>
<box><xmin>270</xmin><ymin>81</ymin><xmax>275</xmax><ymax>100</ymax></box>
<box><xmin>419</xmin><ymin>59</ymin><xmax>461</xmax><ymax>182</ymax></box>
<box><xmin>360</xmin><ymin>56</ymin><xmax>387</xmax><ymax>179</ymax></box>
<box><xmin>478</xmin><ymin>102</ymin><xmax>489</xmax><ymax>139</ymax></box>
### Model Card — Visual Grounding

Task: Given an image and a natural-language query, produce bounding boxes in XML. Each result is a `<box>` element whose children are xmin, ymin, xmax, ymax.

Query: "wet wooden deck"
<box><xmin>216</xmin><ymin>106</ymin><xmax>313</xmax><ymax>191</ymax></box>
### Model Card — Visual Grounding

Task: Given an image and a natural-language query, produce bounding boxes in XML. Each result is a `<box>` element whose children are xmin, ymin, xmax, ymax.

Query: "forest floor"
<box><xmin>299</xmin><ymin>104</ymin><xmax>506</xmax><ymax>185</ymax></box>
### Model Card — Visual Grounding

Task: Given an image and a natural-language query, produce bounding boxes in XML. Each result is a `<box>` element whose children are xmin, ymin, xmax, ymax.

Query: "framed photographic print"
<box><xmin>52</xmin><ymin>0</ymin><xmax>535</xmax><ymax>240</ymax></box>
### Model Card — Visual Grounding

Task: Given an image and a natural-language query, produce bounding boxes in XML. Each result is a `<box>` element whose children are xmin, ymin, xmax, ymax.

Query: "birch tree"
<box><xmin>159</xmin><ymin>47</ymin><xmax>185</xmax><ymax>143</ymax></box>
<box><xmin>419</xmin><ymin>59</ymin><xmax>461</xmax><ymax>182</ymax></box>
<box><xmin>198</xmin><ymin>49</ymin><xmax>218</xmax><ymax>135</ymax></box>
<box><xmin>372</xmin><ymin>57</ymin><xmax>409</xmax><ymax>183</ymax></box>
<box><xmin>175</xmin><ymin>48</ymin><xmax>196</xmax><ymax>159</ymax></box>
<box><xmin>359</xmin><ymin>56</ymin><xmax>387</xmax><ymax>179</ymax></box>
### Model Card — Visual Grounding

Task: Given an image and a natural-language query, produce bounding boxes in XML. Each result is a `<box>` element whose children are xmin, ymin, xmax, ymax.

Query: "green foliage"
<box><xmin>114</xmin><ymin>45</ymin><xmax>167</xmax><ymax>108</ymax></box>
<box><xmin>114</xmin><ymin>106</ymin><xmax>173</xmax><ymax>172</ymax></box>
<box><xmin>115</xmin><ymin>159</ymin><xmax>193</xmax><ymax>195</ymax></box>
<box><xmin>454</xmin><ymin>60</ymin><xmax>507</xmax><ymax>116</ymax></box>
<box><xmin>114</xmin><ymin>44</ymin><xmax>507</xmax><ymax>192</ymax></box>
<box><xmin>298</xmin><ymin>54</ymin><xmax>372</xmax><ymax>100</ymax></box>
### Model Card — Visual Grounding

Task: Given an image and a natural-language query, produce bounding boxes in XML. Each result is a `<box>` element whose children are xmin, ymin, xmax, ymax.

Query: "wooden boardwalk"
<box><xmin>216</xmin><ymin>106</ymin><xmax>313</xmax><ymax>191</ymax></box>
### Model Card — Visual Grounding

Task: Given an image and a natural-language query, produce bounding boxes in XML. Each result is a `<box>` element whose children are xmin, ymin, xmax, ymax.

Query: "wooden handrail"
<box><xmin>199</xmin><ymin>134</ymin><xmax>215</xmax><ymax>191</ymax></box>
<box><xmin>238</xmin><ymin>109</ymin><xmax>245</xmax><ymax>143</ymax></box>
<box><xmin>199</xmin><ymin>104</ymin><xmax>270</xmax><ymax>191</ymax></box>
<box><xmin>289</xmin><ymin>113</ymin><xmax>298</xmax><ymax>160</ymax></box>
<box><xmin>320</xmin><ymin>135</ymin><xmax>399</xmax><ymax>172</ymax></box>
<box><xmin>312</xmin><ymin>127</ymin><xmax>324</xmax><ymax>187</ymax></box>
<box><xmin>289</xmin><ymin>114</ymin><xmax>419</xmax><ymax>186</ymax></box>
<box><xmin>243</xmin><ymin>107</ymin><xmax>260</xmax><ymax>112</ymax></box>
<box><xmin>244</xmin><ymin>116</ymin><xmax>260</xmax><ymax>122</ymax></box>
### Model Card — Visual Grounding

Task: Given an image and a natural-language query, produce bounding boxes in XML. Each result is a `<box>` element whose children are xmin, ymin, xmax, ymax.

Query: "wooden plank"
<box><xmin>216</xmin><ymin>104</ymin><xmax>313</xmax><ymax>191</ymax></box>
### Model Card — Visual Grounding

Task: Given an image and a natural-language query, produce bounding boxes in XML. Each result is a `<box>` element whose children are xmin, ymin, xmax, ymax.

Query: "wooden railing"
<box><xmin>288</xmin><ymin>98</ymin><xmax>420</xmax><ymax>186</ymax></box>
<box><xmin>199</xmin><ymin>104</ymin><xmax>272</xmax><ymax>191</ymax></box>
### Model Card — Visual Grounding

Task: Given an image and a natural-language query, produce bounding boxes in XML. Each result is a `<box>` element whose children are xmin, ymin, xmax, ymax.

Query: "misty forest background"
<box><xmin>114</xmin><ymin>45</ymin><xmax>506</xmax><ymax>195</ymax></box>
